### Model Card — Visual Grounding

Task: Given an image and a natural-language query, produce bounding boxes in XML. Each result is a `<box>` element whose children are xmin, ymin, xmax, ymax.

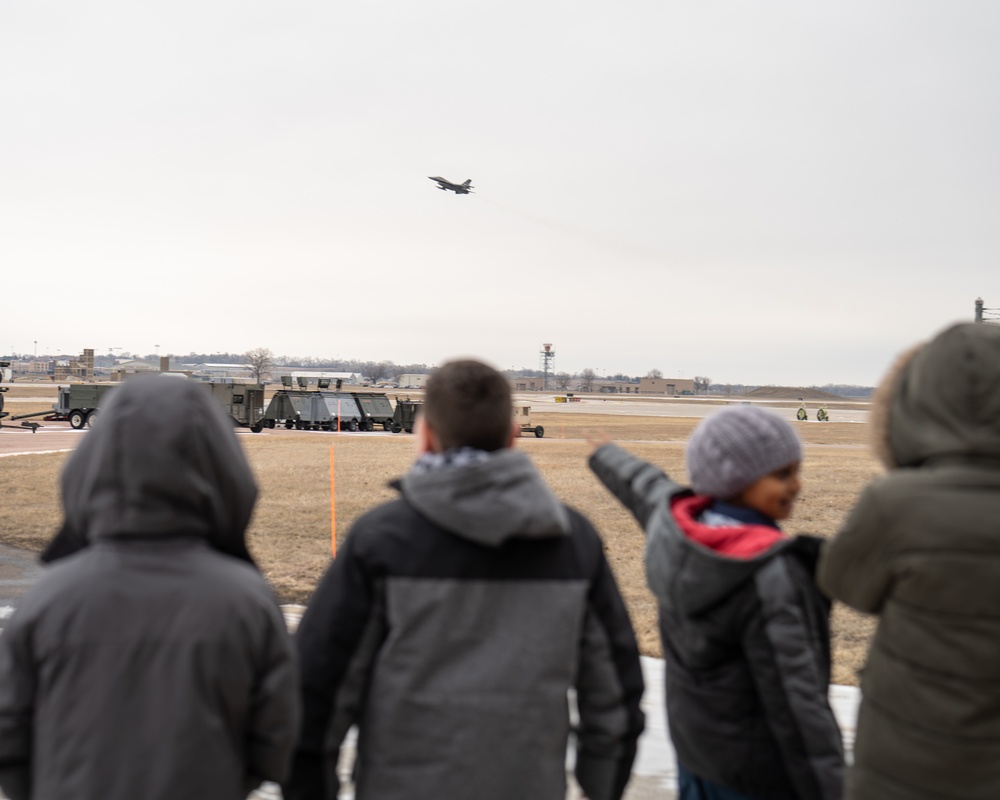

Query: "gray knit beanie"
<box><xmin>685</xmin><ymin>406</ymin><xmax>802</xmax><ymax>498</ymax></box>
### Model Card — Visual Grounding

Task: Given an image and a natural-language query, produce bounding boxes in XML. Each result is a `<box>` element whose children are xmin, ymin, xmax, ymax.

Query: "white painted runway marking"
<box><xmin>0</xmin><ymin>449</ymin><xmax>75</xmax><ymax>459</ymax></box>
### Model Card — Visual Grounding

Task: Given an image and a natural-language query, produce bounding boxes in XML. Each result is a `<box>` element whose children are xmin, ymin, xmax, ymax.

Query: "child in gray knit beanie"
<box><xmin>685</xmin><ymin>405</ymin><xmax>803</xmax><ymax>522</ymax></box>
<box><xmin>588</xmin><ymin>408</ymin><xmax>842</xmax><ymax>800</ymax></box>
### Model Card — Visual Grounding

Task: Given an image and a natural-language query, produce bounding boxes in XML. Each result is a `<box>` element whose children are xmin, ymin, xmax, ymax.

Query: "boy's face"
<box><xmin>733</xmin><ymin>461</ymin><xmax>801</xmax><ymax>520</ymax></box>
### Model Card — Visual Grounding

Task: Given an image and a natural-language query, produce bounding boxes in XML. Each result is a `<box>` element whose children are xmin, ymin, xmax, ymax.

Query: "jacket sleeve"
<box><xmin>741</xmin><ymin>555</ymin><xmax>844</xmax><ymax>800</ymax></box>
<box><xmin>243</xmin><ymin>599</ymin><xmax>302</xmax><ymax>792</ymax></box>
<box><xmin>817</xmin><ymin>481</ymin><xmax>893</xmax><ymax>613</ymax></box>
<box><xmin>588</xmin><ymin>443</ymin><xmax>679</xmax><ymax>530</ymax></box>
<box><xmin>282</xmin><ymin>529</ymin><xmax>384</xmax><ymax>800</ymax></box>
<box><xmin>572</xmin><ymin>512</ymin><xmax>645</xmax><ymax>800</ymax></box>
<box><xmin>0</xmin><ymin>613</ymin><xmax>35</xmax><ymax>800</ymax></box>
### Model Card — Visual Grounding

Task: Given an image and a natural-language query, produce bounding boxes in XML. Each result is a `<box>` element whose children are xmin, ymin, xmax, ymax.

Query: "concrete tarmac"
<box><xmin>520</xmin><ymin>393</ymin><xmax>871</xmax><ymax>424</ymax></box>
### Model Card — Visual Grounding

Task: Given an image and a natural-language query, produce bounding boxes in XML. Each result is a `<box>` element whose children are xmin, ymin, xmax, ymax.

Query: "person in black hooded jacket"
<box><xmin>589</xmin><ymin>405</ymin><xmax>843</xmax><ymax>800</ymax></box>
<box><xmin>0</xmin><ymin>377</ymin><xmax>300</xmax><ymax>800</ymax></box>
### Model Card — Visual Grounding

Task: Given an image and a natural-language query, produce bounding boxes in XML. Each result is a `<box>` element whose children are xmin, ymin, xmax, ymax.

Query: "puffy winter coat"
<box><xmin>590</xmin><ymin>443</ymin><xmax>843</xmax><ymax>800</ymax></box>
<box><xmin>284</xmin><ymin>448</ymin><xmax>645</xmax><ymax>800</ymax></box>
<box><xmin>819</xmin><ymin>322</ymin><xmax>1000</xmax><ymax>800</ymax></box>
<box><xmin>0</xmin><ymin>378</ymin><xmax>300</xmax><ymax>800</ymax></box>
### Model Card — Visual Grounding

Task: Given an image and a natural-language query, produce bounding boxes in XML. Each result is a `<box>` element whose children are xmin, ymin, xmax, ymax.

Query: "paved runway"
<box><xmin>518</xmin><ymin>394</ymin><xmax>871</xmax><ymax>424</ymax></box>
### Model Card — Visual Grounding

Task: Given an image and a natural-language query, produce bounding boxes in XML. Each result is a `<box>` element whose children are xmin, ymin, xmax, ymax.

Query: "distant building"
<box><xmin>53</xmin><ymin>349</ymin><xmax>95</xmax><ymax>381</ymax></box>
<box><xmin>23</xmin><ymin>360</ymin><xmax>53</xmax><ymax>376</ymax></box>
<box><xmin>638</xmin><ymin>377</ymin><xmax>696</xmax><ymax>396</ymax></box>
<box><xmin>111</xmin><ymin>357</ymin><xmax>192</xmax><ymax>381</ymax></box>
<box><xmin>511</xmin><ymin>377</ymin><xmax>546</xmax><ymax>392</ymax></box>
<box><xmin>596</xmin><ymin>381</ymin><xmax>641</xmax><ymax>394</ymax></box>
<box><xmin>112</xmin><ymin>359</ymin><xmax>161</xmax><ymax>381</ymax></box>
<box><xmin>511</xmin><ymin>378</ymin><xmax>644</xmax><ymax>394</ymax></box>
<box><xmin>397</xmin><ymin>373</ymin><xmax>429</xmax><ymax>388</ymax></box>
<box><xmin>186</xmin><ymin>363</ymin><xmax>254</xmax><ymax>380</ymax></box>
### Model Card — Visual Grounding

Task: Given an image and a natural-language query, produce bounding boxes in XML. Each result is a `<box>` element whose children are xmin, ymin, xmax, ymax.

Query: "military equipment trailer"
<box><xmin>0</xmin><ymin>361</ymin><xmax>9</xmax><ymax>422</ymax></box>
<box><xmin>261</xmin><ymin>390</ymin><xmax>363</xmax><ymax>432</ymax></box>
<box><xmin>55</xmin><ymin>384</ymin><xmax>119</xmax><ymax>429</ymax></box>
<box><xmin>0</xmin><ymin>361</ymin><xmax>37</xmax><ymax>431</ymax></box>
<box><xmin>351</xmin><ymin>392</ymin><xmax>396</xmax><ymax>431</ymax></box>
<box><xmin>50</xmin><ymin>379</ymin><xmax>265</xmax><ymax>432</ymax></box>
<box><xmin>391</xmin><ymin>399</ymin><xmax>422</xmax><ymax>434</ymax></box>
<box><xmin>201</xmin><ymin>381</ymin><xmax>265</xmax><ymax>432</ymax></box>
<box><xmin>514</xmin><ymin>405</ymin><xmax>544</xmax><ymax>438</ymax></box>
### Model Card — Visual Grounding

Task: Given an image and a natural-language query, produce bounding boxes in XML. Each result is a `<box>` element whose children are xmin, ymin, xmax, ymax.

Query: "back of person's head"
<box><xmin>873</xmin><ymin>322</ymin><xmax>1000</xmax><ymax>469</ymax></box>
<box><xmin>44</xmin><ymin>375</ymin><xmax>258</xmax><ymax>565</ymax></box>
<box><xmin>685</xmin><ymin>405</ymin><xmax>802</xmax><ymax>499</ymax></box>
<box><xmin>422</xmin><ymin>359</ymin><xmax>512</xmax><ymax>452</ymax></box>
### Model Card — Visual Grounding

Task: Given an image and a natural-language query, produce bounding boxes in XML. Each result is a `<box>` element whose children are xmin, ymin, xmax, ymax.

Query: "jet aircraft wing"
<box><xmin>428</xmin><ymin>176</ymin><xmax>473</xmax><ymax>194</ymax></box>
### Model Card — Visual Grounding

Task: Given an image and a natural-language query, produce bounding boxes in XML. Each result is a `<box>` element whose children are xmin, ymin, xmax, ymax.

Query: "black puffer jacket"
<box><xmin>590</xmin><ymin>444</ymin><xmax>843</xmax><ymax>800</ymax></box>
<box><xmin>819</xmin><ymin>322</ymin><xmax>1000</xmax><ymax>800</ymax></box>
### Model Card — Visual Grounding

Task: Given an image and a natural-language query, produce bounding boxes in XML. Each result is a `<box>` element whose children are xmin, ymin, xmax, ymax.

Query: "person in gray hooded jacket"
<box><xmin>819</xmin><ymin>322</ymin><xmax>1000</xmax><ymax>800</ymax></box>
<box><xmin>0</xmin><ymin>377</ymin><xmax>300</xmax><ymax>800</ymax></box>
<box><xmin>283</xmin><ymin>359</ymin><xmax>644</xmax><ymax>800</ymax></box>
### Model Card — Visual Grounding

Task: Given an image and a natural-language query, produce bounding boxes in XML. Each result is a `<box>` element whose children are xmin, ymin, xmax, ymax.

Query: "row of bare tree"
<box><xmin>245</xmin><ymin>349</ymin><xmax>406</xmax><ymax>386</ymax></box>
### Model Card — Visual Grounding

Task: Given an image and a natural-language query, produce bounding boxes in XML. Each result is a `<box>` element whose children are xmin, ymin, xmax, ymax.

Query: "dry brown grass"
<box><xmin>1</xmin><ymin>384</ymin><xmax>60</xmax><ymax>420</ymax></box>
<box><xmin>0</xmin><ymin>410</ymin><xmax>880</xmax><ymax>685</ymax></box>
<box><xmin>0</xmin><ymin>452</ymin><xmax>66</xmax><ymax>549</ymax></box>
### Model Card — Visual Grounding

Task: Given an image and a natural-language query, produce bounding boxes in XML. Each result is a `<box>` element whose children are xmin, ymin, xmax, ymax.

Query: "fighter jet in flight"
<box><xmin>428</xmin><ymin>176</ymin><xmax>473</xmax><ymax>194</ymax></box>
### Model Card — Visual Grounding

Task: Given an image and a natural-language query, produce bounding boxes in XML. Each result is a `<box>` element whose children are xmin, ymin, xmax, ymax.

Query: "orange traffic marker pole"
<box><xmin>329</xmin><ymin>444</ymin><xmax>337</xmax><ymax>557</ymax></box>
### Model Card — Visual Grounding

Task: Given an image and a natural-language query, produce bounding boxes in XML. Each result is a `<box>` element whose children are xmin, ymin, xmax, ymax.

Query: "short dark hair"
<box><xmin>423</xmin><ymin>360</ymin><xmax>512</xmax><ymax>452</ymax></box>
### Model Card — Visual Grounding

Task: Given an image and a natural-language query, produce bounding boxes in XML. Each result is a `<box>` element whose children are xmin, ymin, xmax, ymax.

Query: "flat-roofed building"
<box><xmin>638</xmin><ymin>377</ymin><xmax>696</xmax><ymax>396</ymax></box>
<box><xmin>398</xmin><ymin>373</ymin><xmax>429</xmax><ymax>388</ymax></box>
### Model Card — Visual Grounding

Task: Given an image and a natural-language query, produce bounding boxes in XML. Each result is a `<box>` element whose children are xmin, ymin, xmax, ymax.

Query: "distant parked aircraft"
<box><xmin>428</xmin><ymin>176</ymin><xmax>473</xmax><ymax>194</ymax></box>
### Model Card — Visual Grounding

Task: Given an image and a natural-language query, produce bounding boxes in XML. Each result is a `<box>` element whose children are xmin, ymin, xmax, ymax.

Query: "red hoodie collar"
<box><xmin>672</xmin><ymin>495</ymin><xmax>785</xmax><ymax>558</ymax></box>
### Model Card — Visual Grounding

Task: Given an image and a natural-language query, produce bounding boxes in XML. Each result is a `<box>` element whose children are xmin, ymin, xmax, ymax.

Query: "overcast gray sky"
<box><xmin>3</xmin><ymin>1</ymin><xmax>998</xmax><ymax>385</ymax></box>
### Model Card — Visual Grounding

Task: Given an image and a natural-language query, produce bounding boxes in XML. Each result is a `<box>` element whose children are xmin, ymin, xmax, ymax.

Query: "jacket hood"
<box><xmin>43</xmin><ymin>377</ymin><xmax>258</xmax><ymax>565</ymax></box>
<box><xmin>881</xmin><ymin>323</ymin><xmax>1000</xmax><ymax>469</ymax></box>
<box><xmin>398</xmin><ymin>449</ymin><xmax>570</xmax><ymax>546</ymax></box>
<box><xmin>673</xmin><ymin>496</ymin><xmax>785</xmax><ymax>558</ymax></box>
<box><xmin>650</xmin><ymin>490</ymin><xmax>795</xmax><ymax>617</ymax></box>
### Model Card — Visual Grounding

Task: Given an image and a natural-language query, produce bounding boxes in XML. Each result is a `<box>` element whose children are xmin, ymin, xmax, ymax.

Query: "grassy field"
<box><xmin>0</xmin><ymin>397</ymin><xmax>879</xmax><ymax>686</ymax></box>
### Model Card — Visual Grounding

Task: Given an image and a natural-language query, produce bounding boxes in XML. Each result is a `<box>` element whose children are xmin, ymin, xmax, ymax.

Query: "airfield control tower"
<box><xmin>974</xmin><ymin>297</ymin><xmax>1000</xmax><ymax>324</ymax></box>
<box><xmin>539</xmin><ymin>343</ymin><xmax>555</xmax><ymax>391</ymax></box>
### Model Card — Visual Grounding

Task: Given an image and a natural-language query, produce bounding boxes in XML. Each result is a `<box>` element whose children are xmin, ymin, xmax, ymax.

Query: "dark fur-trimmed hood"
<box><xmin>873</xmin><ymin>323</ymin><xmax>1000</xmax><ymax>469</ymax></box>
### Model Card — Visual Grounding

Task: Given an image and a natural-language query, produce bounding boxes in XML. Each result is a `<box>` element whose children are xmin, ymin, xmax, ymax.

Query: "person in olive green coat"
<box><xmin>818</xmin><ymin>322</ymin><xmax>1000</xmax><ymax>800</ymax></box>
